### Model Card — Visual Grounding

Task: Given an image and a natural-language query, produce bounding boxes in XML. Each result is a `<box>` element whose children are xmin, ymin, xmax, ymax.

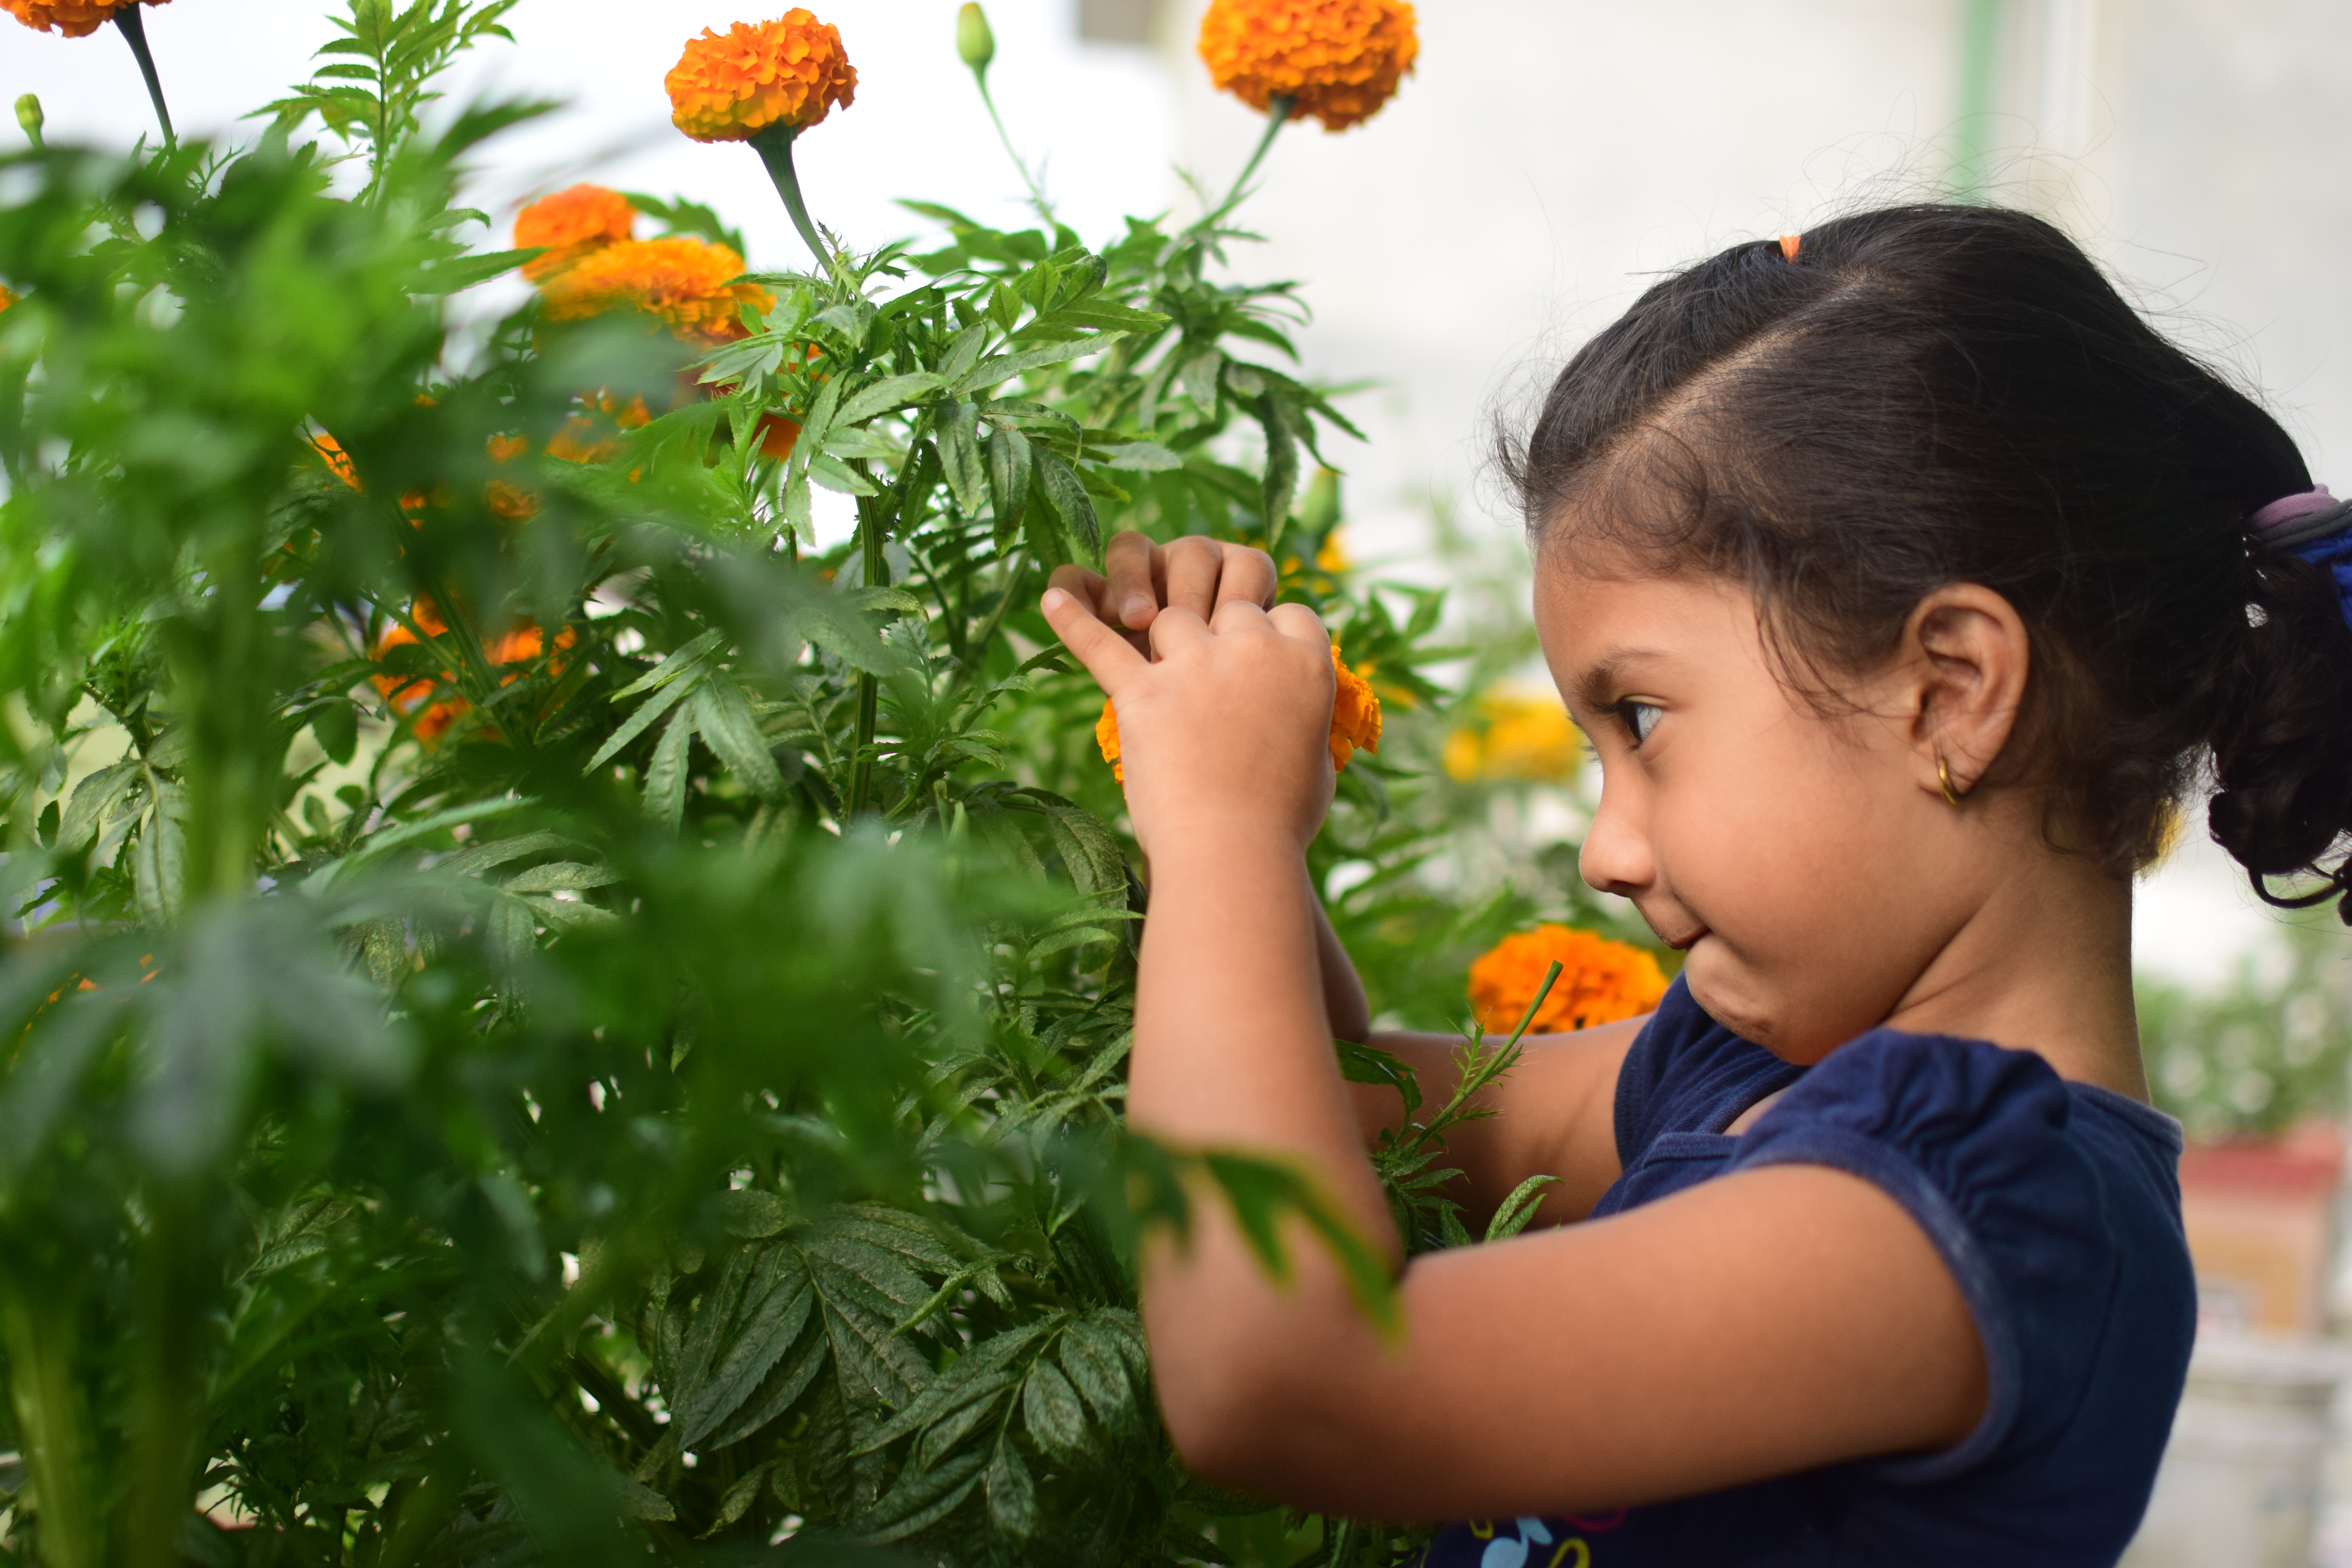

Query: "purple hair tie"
<box><xmin>2253</xmin><ymin>485</ymin><xmax>2352</xmax><ymax>550</ymax></box>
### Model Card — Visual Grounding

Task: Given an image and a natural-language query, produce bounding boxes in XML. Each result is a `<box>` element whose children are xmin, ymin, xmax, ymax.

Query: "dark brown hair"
<box><xmin>1501</xmin><ymin>203</ymin><xmax>2352</xmax><ymax>915</ymax></box>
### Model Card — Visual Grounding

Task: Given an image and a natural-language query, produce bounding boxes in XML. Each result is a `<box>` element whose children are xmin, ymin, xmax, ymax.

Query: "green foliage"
<box><xmin>0</xmin><ymin>7</ymin><xmax>1607</xmax><ymax>1566</ymax></box>
<box><xmin>2144</xmin><ymin>909</ymin><xmax>2352</xmax><ymax>1138</ymax></box>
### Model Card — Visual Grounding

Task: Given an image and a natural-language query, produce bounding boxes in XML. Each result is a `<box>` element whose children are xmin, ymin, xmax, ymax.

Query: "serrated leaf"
<box><xmin>1031</xmin><ymin>448</ymin><xmax>1099</xmax><ymax>563</ymax></box>
<box><xmin>936</xmin><ymin>399</ymin><xmax>984</xmax><ymax>514</ymax></box>
<box><xmin>611</xmin><ymin>628</ymin><xmax>724</xmax><ymax>699</ymax></box>
<box><xmin>675</xmin><ymin>1252</ymin><xmax>815</xmax><ymax>1448</ymax></box>
<box><xmin>132</xmin><ymin>782</ymin><xmax>186</xmax><ymax>927</ymax></box>
<box><xmin>585</xmin><ymin>666</ymin><xmax>703</xmax><ymax>773</ymax></box>
<box><xmin>833</xmin><ymin>372</ymin><xmax>945</xmax><ymax>428</ymax></box>
<box><xmin>501</xmin><ymin>861</ymin><xmax>620</xmax><ymax>895</ymax></box>
<box><xmin>1020</xmin><ymin>1359</ymin><xmax>1087</xmax><ymax>1458</ymax></box>
<box><xmin>1482</xmin><ymin>1173</ymin><xmax>1561</xmax><ymax>1243</ymax></box>
<box><xmin>985</xmin><ymin>423</ymin><xmax>1031</xmax><ymax>553</ymax></box>
<box><xmin>1098</xmin><ymin>440</ymin><xmax>1181</xmax><ymax>472</ymax></box>
<box><xmin>642</xmin><ymin>704</ymin><xmax>695</xmax><ymax>827</ymax></box>
<box><xmin>985</xmin><ymin>1442</ymin><xmax>1037</xmax><ymax>1537</ymax></box>
<box><xmin>809</xmin><ymin>453</ymin><xmax>881</xmax><ymax>496</ymax></box>
<box><xmin>1056</xmin><ymin>1319</ymin><xmax>1137</xmax><ymax>1427</ymax></box>
<box><xmin>860</xmin><ymin>1450</ymin><xmax>987</xmax><ymax>1544</ymax></box>
<box><xmin>692</xmin><ymin>675</ymin><xmax>786</xmax><ymax>800</ymax></box>
<box><xmin>954</xmin><ymin>335</ymin><xmax>1122</xmax><ymax>397</ymax></box>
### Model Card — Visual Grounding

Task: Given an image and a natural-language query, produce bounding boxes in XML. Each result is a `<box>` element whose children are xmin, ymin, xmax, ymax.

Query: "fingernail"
<box><xmin>1041</xmin><ymin>588</ymin><xmax>1071</xmax><ymax>613</ymax></box>
<box><xmin>1122</xmin><ymin>595</ymin><xmax>1154</xmax><ymax>625</ymax></box>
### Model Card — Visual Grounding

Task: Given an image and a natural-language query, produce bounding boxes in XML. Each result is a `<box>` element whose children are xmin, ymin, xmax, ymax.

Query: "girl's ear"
<box><xmin>1899</xmin><ymin>583</ymin><xmax>2030</xmax><ymax>800</ymax></box>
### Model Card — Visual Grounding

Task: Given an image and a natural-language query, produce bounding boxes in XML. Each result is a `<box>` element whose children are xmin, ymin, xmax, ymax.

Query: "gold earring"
<box><xmin>1938</xmin><ymin>756</ymin><xmax>1964</xmax><ymax>806</ymax></box>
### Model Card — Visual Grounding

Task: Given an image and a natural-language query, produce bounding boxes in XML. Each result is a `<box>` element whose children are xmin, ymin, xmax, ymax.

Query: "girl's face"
<box><xmin>1535</xmin><ymin>558</ymin><xmax>2002</xmax><ymax>1062</ymax></box>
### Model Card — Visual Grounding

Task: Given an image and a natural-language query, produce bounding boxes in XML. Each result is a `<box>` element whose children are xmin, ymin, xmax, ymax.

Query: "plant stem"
<box><xmin>113</xmin><ymin>4</ymin><xmax>173</xmax><ymax>145</ymax></box>
<box><xmin>750</xmin><ymin>122</ymin><xmax>830</xmax><ymax>269</ymax></box>
<box><xmin>1198</xmin><ymin>94</ymin><xmax>1292</xmax><ymax>233</ymax></box>
<box><xmin>846</xmin><ymin>489</ymin><xmax>886</xmax><ymax>818</ymax></box>
<box><xmin>974</xmin><ymin>72</ymin><xmax>1054</xmax><ymax>226</ymax></box>
<box><xmin>0</xmin><ymin>1279</ymin><xmax>100</xmax><ymax>1568</ymax></box>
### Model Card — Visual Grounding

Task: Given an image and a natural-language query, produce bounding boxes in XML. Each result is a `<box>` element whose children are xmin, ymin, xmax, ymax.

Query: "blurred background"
<box><xmin>10</xmin><ymin>1</ymin><xmax>2352</xmax><ymax>1558</ymax></box>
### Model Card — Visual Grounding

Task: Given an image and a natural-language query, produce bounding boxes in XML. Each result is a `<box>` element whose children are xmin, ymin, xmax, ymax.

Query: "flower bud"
<box><xmin>16</xmin><ymin>94</ymin><xmax>43</xmax><ymax>149</ymax></box>
<box><xmin>956</xmin><ymin>3</ymin><xmax>995</xmax><ymax>73</ymax></box>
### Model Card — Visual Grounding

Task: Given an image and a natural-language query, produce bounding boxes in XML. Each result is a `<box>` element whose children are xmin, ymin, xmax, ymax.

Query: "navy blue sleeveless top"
<box><xmin>1421</xmin><ymin>976</ymin><xmax>2194</xmax><ymax>1568</ymax></box>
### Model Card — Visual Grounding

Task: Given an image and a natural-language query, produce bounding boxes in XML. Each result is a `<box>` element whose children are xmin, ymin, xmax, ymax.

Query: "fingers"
<box><xmin>1042</xmin><ymin>587</ymin><xmax>1150</xmax><ymax>694</ymax></box>
<box><xmin>1161</xmin><ymin>535</ymin><xmax>1226</xmax><ymax>622</ymax></box>
<box><xmin>1267</xmin><ymin>601</ymin><xmax>1333</xmax><ymax>650</ymax></box>
<box><xmin>1145</xmin><ymin>604</ymin><xmax>1213</xmax><ymax>661</ymax></box>
<box><xmin>1216</xmin><ymin>545</ymin><xmax>1279</xmax><ymax>613</ymax></box>
<box><xmin>1047</xmin><ymin>562</ymin><xmax>1111</xmax><ymax>619</ymax></box>
<box><xmin>1103</xmin><ymin>532</ymin><xmax>1158</xmax><ymax>630</ymax></box>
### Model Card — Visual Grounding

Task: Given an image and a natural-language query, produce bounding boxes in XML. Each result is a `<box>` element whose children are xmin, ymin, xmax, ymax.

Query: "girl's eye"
<box><xmin>1619</xmin><ymin>700</ymin><xmax>1662</xmax><ymax>746</ymax></box>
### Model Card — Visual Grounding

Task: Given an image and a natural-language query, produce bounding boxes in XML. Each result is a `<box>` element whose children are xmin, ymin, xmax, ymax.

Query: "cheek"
<box><xmin>1655</xmin><ymin>726</ymin><xmax>1944</xmax><ymax>1049</ymax></box>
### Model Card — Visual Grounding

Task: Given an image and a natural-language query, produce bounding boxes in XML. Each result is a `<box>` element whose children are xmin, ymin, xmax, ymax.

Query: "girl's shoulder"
<box><xmin>1562</xmin><ymin>980</ymin><xmax>2196</xmax><ymax>1562</ymax></box>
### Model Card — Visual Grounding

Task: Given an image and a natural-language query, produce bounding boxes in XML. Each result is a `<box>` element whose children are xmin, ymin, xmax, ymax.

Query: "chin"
<box><xmin>1680</xmin><ymin>943</ymin><xmax>1793</xmax><ymax>1058</ymax></box>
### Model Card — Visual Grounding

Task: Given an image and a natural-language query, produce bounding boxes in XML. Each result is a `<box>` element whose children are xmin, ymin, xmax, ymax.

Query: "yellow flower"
<box><xmin>1096</xmin><ymin>642</ymin><xmax>1381</xmax><ymax>784</ymax></box>
<box><xmin>1197</xmin><ymin>0</ymin><xmax>1416</xmax><ymax>132</ymax></box>
<box><xmin>514</xmin><ymin>184</ymin><xmax>637</xmax><ymax>281</ymax></box>
<box><xmin>1468</xmin><ymin>925</ymin><xmax>1667</xmax><ymax>1036</ymax></box>
<box><xmin>3</xmin><ymin>0</ymin><xmax>164</xmax><ymax>38</ymax></box>
<box><xmin>537</xmin><ymin>236</ymin><xmax>775</xmax><ymax>347</ymax></box>
<box><xmin>308</xmin><ymin>431</ymin><xmax>360</xmax><ymax>490</ymax></box>
<box><xmin>666</xmin><ymin>10</ymin><xmax>858</xmax><ymax>143</ymax></box>
<box><xmin>1443</xmin><ymin>690</ymin><xmax>1581</xmax><ymax>784</ymax></box>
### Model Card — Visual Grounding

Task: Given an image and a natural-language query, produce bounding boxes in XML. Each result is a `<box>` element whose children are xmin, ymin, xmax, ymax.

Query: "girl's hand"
<box><xmin>1046</xmin><ymin>532</ymin><xmax>1279</xmax><ymax>655</ymax></box>
<box><xmin>1042</xmin><ymin>585</ymin><xmax>1336</xmax><ymax>858</ymax></box>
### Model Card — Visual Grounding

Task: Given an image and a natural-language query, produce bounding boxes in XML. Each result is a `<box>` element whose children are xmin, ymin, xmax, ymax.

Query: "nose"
<box><xmin>1578</xmin><ymin>773</ymin><xmax>1655</xmax><ymax>898</ymax></box>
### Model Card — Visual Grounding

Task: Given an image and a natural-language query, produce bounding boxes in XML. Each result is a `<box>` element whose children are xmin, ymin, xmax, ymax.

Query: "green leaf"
<box><xmin>310</xmin><ymin>701</ymin><xmax>359</xmax><ymax>766</ymax></box>
<box><xmin>985</xmin><ymin>423</ymin><xmax>1031</xmax><ymax>552</ymax></box>
<box><xmin>1032</xmin><ymin>448</ymin><xmax>1100</xmax><ymax>563</ymax></box>
<box><xmin>1483</xmin><ymin>1174</ymin><xmax>1561</xmax><ymax>1243</ymax></box>
<box><xmin>585</xmin><ymin>664</ymin><xmax>704</xmax><ymax>773</ymax></box>
<box><xmin>611</xmin><ymin>628</ymin><xmax>724</xmax><ymax>699</ymax></box>
<box><xmin>642</xmin><ymin>704</ymin><xmax>696</xmax><ymax>827</ymax></box>
<box><xmin>985</xmin><ymin>1440</ymin><xmax>1037</xmax><ymax>1538</ymax></box>
<box><xmin>810</xmin><ymin>452</ymin><xmax>882</xmax><ymax>496</ymax></box>
<box><xmin>833</xmin><ymin>372</ymin><xmax>946</xmax><ymax>428</ymax></box>
<box><xmin>1098</xmin><ymin>440</ymin><xmax>1180</xmax><ymax>472</ymax></box>
<box><xmin>936</xmin><ymin>399</ymin><xmax>985</xmax><ymax>515</ymax></box>
<box><xmin>501</xmin><ymin>861</ymin><xmax>620</xmax><ymax>895</ymax></box>
<box><xmin>692</xmin><ymin>674</ymin><xmax>786</xmax><ymax>800</ymax></box>
<box><xmin>954</xmin><ymin>335</ymin><xmax>1123</xmax><ymax>397</ymax></box>
<box><xmin>1019</xmin><ymin>1358</ymin><xmax>1087</xmax><ymax>1458</ymax></box>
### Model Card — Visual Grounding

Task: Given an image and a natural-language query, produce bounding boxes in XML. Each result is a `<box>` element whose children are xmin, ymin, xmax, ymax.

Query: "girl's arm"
<box><xmin>1042</xmin><ymin>587</ymin><xmax>1987</xmax><ymax>1520</ymax></box>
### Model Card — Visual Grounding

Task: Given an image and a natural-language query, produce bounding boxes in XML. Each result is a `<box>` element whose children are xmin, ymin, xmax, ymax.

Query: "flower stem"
<box><xmin>113</xmin><ymin>4</ymin><xmax>173</xmax><ymax>145</ymax></box>
<box><xmin>1200</xmin><ymin>94</ymin><xmax>1292</xmax><ymax>231</ymax></box>
<box><xmin>750</xmin><ymin>122</ymin><xmax>830</xmax><ymax>269</ymax></box>
<box><xmin>975</xmin><ymin>73</ymin><xmax>1054</xmax><ymax>227</ymax></box>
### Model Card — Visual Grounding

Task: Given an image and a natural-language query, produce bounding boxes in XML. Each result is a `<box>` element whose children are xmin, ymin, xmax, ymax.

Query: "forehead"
<box><xmin>1531</xmin><ymin>557</ymin><xmax>1762</xmax><ymax>666</ymax></box>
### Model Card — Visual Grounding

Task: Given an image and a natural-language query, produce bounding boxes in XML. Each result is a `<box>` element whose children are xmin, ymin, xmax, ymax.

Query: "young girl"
<box><xmin>1040</xmin><ymin>203</ymin><xmax>2352</xmax><ymax>1565</ymax></box>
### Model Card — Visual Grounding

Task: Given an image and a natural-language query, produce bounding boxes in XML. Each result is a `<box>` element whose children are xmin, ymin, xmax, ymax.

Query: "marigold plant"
<box><xmin>1096</xmin><ymin>643</ymin><xmax>1381</xmax><ymax>784</ymax></box>
<box><xmin>666</xmin><ymin>9</ymin><xmax>857</xmax><ymax>142</ymax></box>
<box><xmin>1198</xmin><ymin>0</ymin><xmax>1418</xmax><ymax>131</ymax></box>
<box><xmin>513</xmin><ymin>182</ymin><xmax>636</xmax><ymax>280</ymax></box>
<box><xmin>535</xmin><ymin>233</ymin><xmax>772</xmax><ymax>345</ymax></box>
<box><xmin>1469</xmin><ymin>924</ymin><xmax>1670</xmax><ymax>1035</ymax></box>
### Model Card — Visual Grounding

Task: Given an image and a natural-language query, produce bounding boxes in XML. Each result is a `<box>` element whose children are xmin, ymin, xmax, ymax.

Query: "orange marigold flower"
<box><xmin>538</xmin><ymin>236</ymin><xmax>774</xmax><ymax>347</ymax></box>
<box><xmin>1197</xmin><ymin>0</ymin><xmax>1417</xmax><ymax>132</ymax></box>
<box><xmin>757</xmin><ymin>413</ymin><xmax>801</xmax><ymax>460</ymax></box>
<box><xmin>4</xmin><ymin>0</ymin><xmax>164</xmax><ymax>38</ymax></box>
<box><xmin>0</xmin><ymin>285</ymin><xmax>15</xmax><ymax>312</ymax></box>
<box><xmin>666</xmin><ymin>11</ymin><xmax>857</xmax><ymax>143</ymax></box>
<box><xmin>1096</xmin><ymin>642</ymin><xmax>1381</xmax><ymax>784</ymax></box>
<box><xmin>1468</xmin><ymin>925</ymin><xmax>1668</xmax><ymax>1037</ymax></box>
<box><xmin>370</xmin><ymin>603</ymin><xmax>576</xmax><ymax>745</ymax></box>
<box><xmin>514</xmin><ymin>184</ymin><xmax>637</xmax><ymax>281</ymax></box>
<box><xmin>1442</xmin><ymin>690</ymin><xmax>1581</xmax><ymax>784</ymax></box>
<box><xmin>309</xmin><ymin>431</ymin><xmax>360</xmax><ymax>491</ymax></box>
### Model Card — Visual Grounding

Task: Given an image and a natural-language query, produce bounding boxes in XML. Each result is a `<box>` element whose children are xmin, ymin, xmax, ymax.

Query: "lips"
<box><xmin>1661</xmin><ymin>925</ymin><xmax>1709</xmax><ymax>952</ymax></box>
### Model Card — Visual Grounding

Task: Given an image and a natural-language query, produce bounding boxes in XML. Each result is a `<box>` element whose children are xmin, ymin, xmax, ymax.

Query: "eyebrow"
<box><xmin>1571</xmin><ymin>649</ymin><xmax>1668</xmax><ymax>716</ymax></box>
